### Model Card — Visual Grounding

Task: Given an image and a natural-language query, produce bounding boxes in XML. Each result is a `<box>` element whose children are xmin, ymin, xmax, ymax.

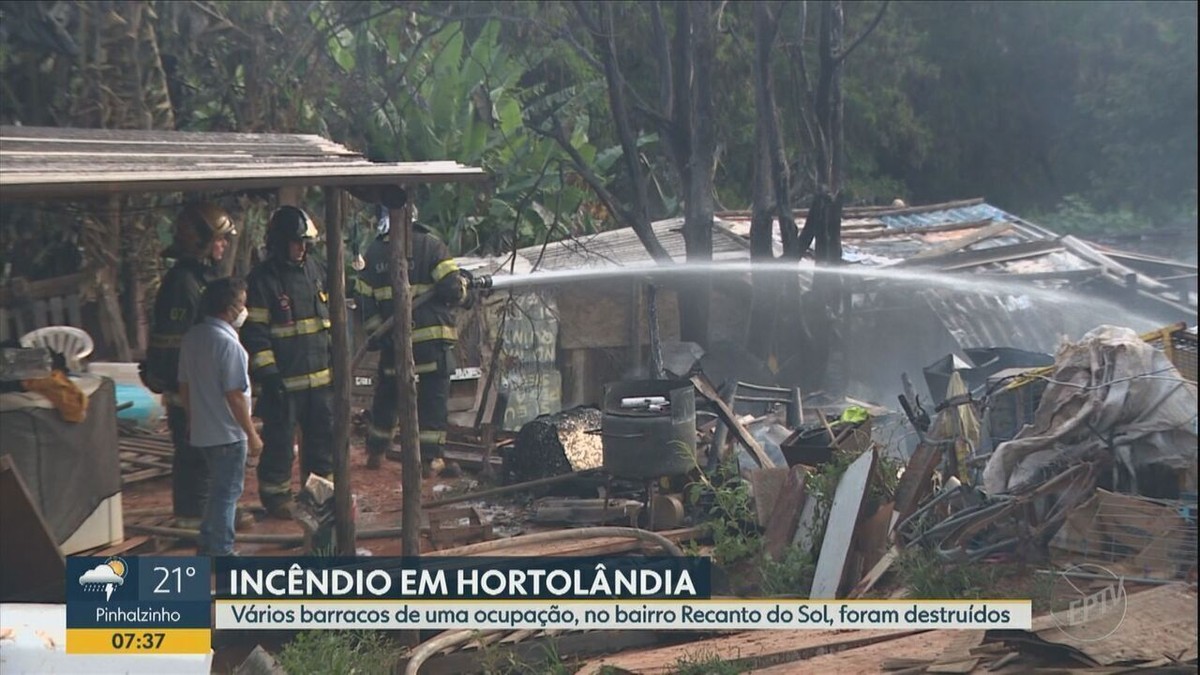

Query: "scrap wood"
<box><xmin>748</xmin><ymin>467</ymin><xmax>792</xmax><ymax>528</ymax></box>
<box><xmin>413</xmin><ymin>630</ymin><xmax>664</xmax><ymax>675</ymax></box>
<box><xmin>576</xmin><ymin>629</ymin><xmax>921</xmax><ymax>675</ymax></box>
<box><xmin>925</xmin><ymin>630</ymin><xmax>986</xmax><ymax>673</ymax></box>
<box><xmin>690</xmin><ymin>374</ymin><xmax>775</xmax><ymax>469</ymax></box>
<box><xmin>428</xmin><ymin>526</ymin><xmax>703</xmax><ymax>558</ymax></box>
<box><xmin>1030</xmin><ymin>582</ymin><xmax>1198</xmax><ymax>667</ymax></box>
<box><xmin>850</xmin><ymin>545</ymin><xmax>901</xmax><ymax>599</ymax></box>
<box><xmin>893</xmin><ymin>438</ymin><xmax>948</xmax><ymax>528</ymax></box>
<box><xmin>762</xmin><ymin>465</ymin><xmax>809</xmax><ymax>562</ymax></box>
<box><xmin>811</xmin><ymin>448</ymin><xmax>878</xmax><ymax>599</ymax></box>
<box><xmin>747</xmin><ymin>631</ymin><xmax>962</xmax><ymax>674</ymax></box>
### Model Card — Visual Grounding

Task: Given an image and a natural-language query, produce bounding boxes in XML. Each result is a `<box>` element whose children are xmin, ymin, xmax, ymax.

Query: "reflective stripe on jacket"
<box><xmin>241</xmin><ymin>256</ymin><xmax>332</xmax><ymax>389</ymax></box>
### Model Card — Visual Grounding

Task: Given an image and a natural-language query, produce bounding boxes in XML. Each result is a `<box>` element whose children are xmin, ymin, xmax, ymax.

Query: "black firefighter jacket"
<box><xmin>242</xmin><ymin>255</ymin><xmax>332</xmax><ymax>392</ymax></box>
<box><xmin>144</xmin><ymin>257</ymin><xmax>216</xmax><ymax>398</ymax></box>
<box><xmin>355</xmin><ymin>231</ymin><xmax>468</xmax><ymax>366</ymax></box>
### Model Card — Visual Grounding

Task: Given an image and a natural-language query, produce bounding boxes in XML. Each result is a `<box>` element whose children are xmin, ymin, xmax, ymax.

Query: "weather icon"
<box><xmin>79</xmin><ymin>557</ymin><xmax>127</xmax><ymax>602</ymax></box>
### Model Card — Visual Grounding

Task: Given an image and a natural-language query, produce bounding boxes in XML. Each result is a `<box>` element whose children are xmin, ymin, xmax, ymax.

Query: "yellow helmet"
<box><xmin>170</xmin><ymin>203</ymin><xmax>236</xmax><ymax>258</ymax></box>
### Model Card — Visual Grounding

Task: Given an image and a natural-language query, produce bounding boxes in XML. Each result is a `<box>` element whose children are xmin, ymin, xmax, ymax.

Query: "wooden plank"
<box><xmin>762</xmin><ymin>466</ymin><xmax>809</xmax><ymax>562</ymax></box>
<box><xmin>429</xmin><ymin>526</ymin><xmax>704</xmax><ymax>558</ymax></box>
<box><xmin>118</xmin><ymin>454</ymin><xmax>173</xmax><ymax>470</ymax></box>
<box><xmin>748</xmin><ymin>630</ymin><xmax>961</xmax><ymax>674</ymax></box>
<box><xmin>926</xmin><ymin>630</ymin><xmax>986</xmax><ymax>673</ymax></box>
<box><xmin>791</xmin><ymin>489</ymin><xmax>820</xmax><ymax>554</ymax></box>
<box><xmin>892</xmin><ymin>440</ymin><xmax>947</xmax><ymax>526</ymax></box>
<box><xmin>413</xmin><ymin>630</ymin><xmax>665</xmax><ymax>675</ymax></box>
<box><xmin>903</xmin><ymin>221</ymin><xmax>1009</xmax><ymax>263</ymax></box>
<box><xmin>811</xmin><ymin>449</ymin><xmax>877</xmax><ymax>599</ymax></box>
<box><xmin>935</xmin><ymin>240</ymin><xmax>1065</xmax><ymax>271</ymax></box>
<box><xmin>691</xmin><ymin>374</ymin><xmax>775</xmax><ymax>469</ymax></box>
<box><xmin>576</xmin><ymin>629</ymin><xmax>920</xmax><ymax>675</ymax></box>
<box><xmin>849</xmin><ymin>545</ymin><xmax>900</xmax><ymax>599</ymax></box>
<box><xmin>843</xmin><ymin>218</ymin><xmax>997</xmax><ymax>240</ymax></box>
<box><xmin>1</xmin><ymin>162</ymin><xmax>489</xmax><ymax>202</ymax></box>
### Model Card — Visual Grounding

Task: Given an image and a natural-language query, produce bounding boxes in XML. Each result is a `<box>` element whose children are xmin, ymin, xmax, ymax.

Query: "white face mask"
<box><xmin>231</xmin><ymin>306</ymin><xmax>248</xmax><ymax>329</ymax></box>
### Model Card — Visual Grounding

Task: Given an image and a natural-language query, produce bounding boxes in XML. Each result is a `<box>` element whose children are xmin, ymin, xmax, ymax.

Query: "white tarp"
<box><xmin>983</xmin><ymin>325</ymin><xmax>1199</xmax><ymax>495</ymax></box>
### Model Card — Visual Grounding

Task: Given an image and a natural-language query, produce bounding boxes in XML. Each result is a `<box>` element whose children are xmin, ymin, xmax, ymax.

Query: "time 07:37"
<box><xmin>111</xmin><ymin>632</ymin><xmax>166</xmax><ymax>650</ymax></box>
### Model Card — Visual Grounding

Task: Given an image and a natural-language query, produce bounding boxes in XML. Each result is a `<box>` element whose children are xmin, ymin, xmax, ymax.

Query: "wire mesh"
<box><xmin>1144</xmin><ymin>325</ymin><xmax>1198</xmax><ymax>384</ymax></box>
<box><xmin>1050</xmin><ymin>488</ymin><xmax>1198</xmax><ymax>582</ymax></box>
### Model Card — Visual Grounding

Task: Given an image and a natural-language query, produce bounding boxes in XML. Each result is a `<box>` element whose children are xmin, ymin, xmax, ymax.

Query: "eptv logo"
<box><xmin>1051</xmin><ymin>563</ymin><xmax>1128</xmax><ymax>642</ymax></box>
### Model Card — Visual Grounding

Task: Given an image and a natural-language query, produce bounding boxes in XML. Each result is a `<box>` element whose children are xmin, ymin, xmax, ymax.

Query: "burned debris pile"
<box><xmin>403</xmin><ymin>322</ymin><xmax>1197</xmax><ymax>672</ymax></box>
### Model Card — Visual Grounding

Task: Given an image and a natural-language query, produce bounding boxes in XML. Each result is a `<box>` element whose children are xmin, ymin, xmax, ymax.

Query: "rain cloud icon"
<box><xmin>79</xmin><ymin>557</ymin><xmax>127</xmax><ymax>602</ymax></box>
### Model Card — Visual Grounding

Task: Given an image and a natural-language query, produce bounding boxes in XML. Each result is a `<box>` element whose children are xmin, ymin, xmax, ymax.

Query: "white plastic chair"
<box><xmin>20</xmin><ymin>326</ymin><xmax>95</xmax><ymax>372</ymax></box>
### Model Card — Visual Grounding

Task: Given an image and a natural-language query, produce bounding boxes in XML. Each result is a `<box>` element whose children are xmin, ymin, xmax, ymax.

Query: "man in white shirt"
<box><xmin>178</xmin><ymin>277</ymin><xmax>264</xmax><ymax>556</ymax></box>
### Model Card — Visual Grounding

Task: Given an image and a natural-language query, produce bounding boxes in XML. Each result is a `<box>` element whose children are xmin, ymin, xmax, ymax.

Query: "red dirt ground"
<box><xmin>119</xmin><ymin>435</ymin><xmax>482</xmax><ymax>557</ymax></box>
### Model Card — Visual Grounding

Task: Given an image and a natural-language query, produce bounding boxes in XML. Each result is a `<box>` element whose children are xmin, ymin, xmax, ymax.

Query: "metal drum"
<box><xmin>601</xmin><ymin>379</ymin><xmax>697</xmax><ymax>480</ymax></box>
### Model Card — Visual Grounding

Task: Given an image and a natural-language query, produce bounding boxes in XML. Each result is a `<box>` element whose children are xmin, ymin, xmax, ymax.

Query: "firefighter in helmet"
<box><xmin>141</xmin><ymin>202</ymin><xmax>250</xmax><ymax>530</ymax></box>
<box><xmin>355</xmin><ymin>186</ymin><xmax>473</xmax><ymax>476</ymax></box>
<box><xmin>240</xmin><ymin>205</ymin><xmax>335</xmax><ymax>518</ymax></box>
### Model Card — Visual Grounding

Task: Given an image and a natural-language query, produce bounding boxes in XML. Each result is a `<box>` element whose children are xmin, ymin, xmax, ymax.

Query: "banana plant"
<box><xmin>315</xmin><ymin>8</ymin><xmax>613</xmax><ymax>256</ymax></box>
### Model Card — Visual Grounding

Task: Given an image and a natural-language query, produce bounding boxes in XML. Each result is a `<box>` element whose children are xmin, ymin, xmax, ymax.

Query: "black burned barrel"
<box><xmin>601</xmin><ymin>380</ymin><xmax>697</xmax><ymax>480</ymax></box>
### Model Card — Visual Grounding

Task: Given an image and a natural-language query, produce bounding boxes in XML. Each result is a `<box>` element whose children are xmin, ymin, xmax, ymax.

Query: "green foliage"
<box><xmin>671</xmin><ymin>648</ymin><xmax>744</xmax><ymax>675</ymax></box>
<box><xmin>475</xmin><ymin>634</ymin><xmax>572</xmax><ymax>675</ymax></box>
<box><xmin>276</xmin><ymin>630</ymin><xmax>401</xmax><ymax>675</ymax></box>
<box><xmin>685</xmin><ymin>459</ymin><xmax>763</xmax><ymax>568</ymax></box>
<box><xmin>758</xmin><ymin>545</ymin><xmax>816</xmax><ymax>598</ymax></box>
<box><xmin>896</xmin><ymin>547</ymin><xmax>1001</xmax><ymax>600</ymax></box>
<box><xmin>1</xmin><ymin>0</ymin><xmax>1193</xmax><ymax>262</ymax></box>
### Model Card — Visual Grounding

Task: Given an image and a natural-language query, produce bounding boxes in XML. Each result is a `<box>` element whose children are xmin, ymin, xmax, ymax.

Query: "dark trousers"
<box><xmin>168</xmin><ymin>404</ymin><xmax>208</xmax><ymax>519</ymax></box>
<box><xmin>366</xmin><ymin>343</ymin><xmax>452</xmax><ymax>461</ymax></box>
<box><xmin>256</xmin><ymin>385</ymin><xmax>335</xmax><ymax>507</ymax></box>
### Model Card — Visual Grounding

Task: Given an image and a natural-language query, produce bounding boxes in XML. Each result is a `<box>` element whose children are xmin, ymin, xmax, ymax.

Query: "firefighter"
<box><xmin>241</xmin><ymin>205</ymin><xmax>334</xmax><ymax>518</ymax></box>
<box><xmin>356</xmin><ymin>187</ymin><xmax>472</xmax><ymax>476</ymax></box>
<box><xmin>140</xmin><ymin>202</ymin><xmax>250</xmax><ymax>530</ymax></box>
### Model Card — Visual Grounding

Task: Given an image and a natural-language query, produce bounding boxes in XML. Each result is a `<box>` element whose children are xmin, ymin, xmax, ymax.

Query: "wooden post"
<box><xmin>390</xmin><ymin>193</ymin><xmax>422</xmax><ymax>557</ymax></box>
<box><xmin>324</xmin><ymin>187</ymin><xmax>356</xmax><ymax>555</ymax></box>
<box><xmin>104</xmin><ymin>196</ymin><xmax>132</xmax><ymax>361</ymax></box>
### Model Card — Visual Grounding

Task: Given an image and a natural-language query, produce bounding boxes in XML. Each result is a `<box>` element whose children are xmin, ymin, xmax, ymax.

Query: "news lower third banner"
<box><xmin>65</xmin><ymin>556</ymin><xmax>211</xmax><ymax>654</ymax></box>
<box><xmin>211</xmin><ymin>556</ymin><xmax>1033</xmax><ymax>631</ymax></box>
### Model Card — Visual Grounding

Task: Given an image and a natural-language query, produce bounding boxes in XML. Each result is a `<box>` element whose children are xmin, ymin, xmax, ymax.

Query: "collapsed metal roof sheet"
<box><xmin>0</xmin><ymin>125</ymin><xmax>489</xmax><ymax>201</ymax></box>
<box><xmin>535</xmin><ymin>199</ymin><xmax>1195</xmax><ymax>354</ymax></box>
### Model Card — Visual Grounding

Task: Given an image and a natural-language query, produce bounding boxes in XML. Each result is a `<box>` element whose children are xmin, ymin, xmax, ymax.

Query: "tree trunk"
<box><xmin>747</xmin><ymin>1</ymin><xmax>782</xmax><ymax>361</ymax></box>
<box><xmin>672</xmin><ymin>1</ymin><xmax>716</xmax><ymax>350</ymax></box>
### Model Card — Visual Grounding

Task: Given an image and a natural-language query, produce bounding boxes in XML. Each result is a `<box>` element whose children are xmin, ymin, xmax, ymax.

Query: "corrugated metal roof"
<box><xmin>919</xmin><ymin>289</ymin><xmax>1151</xmax><ymax>353</ymax></box>
<box><xmin>877</xmin><ymin>202</ymin><xmax>1010</xmax><ymax>229</ymax></box>
<box><xmin>0</xmin><ymin>125</ymin><xmax>488</xmax><ymax>200</ymax></box>
<box><xmin>514</xmin><ymin>217</ymin><xmax>749</xmax><ymax>271</ymax></box>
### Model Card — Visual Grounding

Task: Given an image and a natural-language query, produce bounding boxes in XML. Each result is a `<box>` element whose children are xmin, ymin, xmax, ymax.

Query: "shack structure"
<box><xmin>0</xmin><ymin>124</ymin><xmax>488</xmax><ymax>559</ymax></box>
<box><xmin>449</xmin><ymin>198</ymin><xmax>1196</xmax><ymax>430</ymax></box>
